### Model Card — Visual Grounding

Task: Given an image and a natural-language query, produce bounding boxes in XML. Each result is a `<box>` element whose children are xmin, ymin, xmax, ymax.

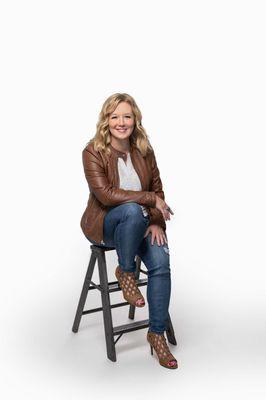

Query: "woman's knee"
<box><xmin>146</xmin><ymin>239</ymin><xmax>171</xmax><ymax>276</ymax></box>
<box><xmin>120</xmin><ymin>202</ymin><xmax>144</xmax><ymax>220</ymax></box>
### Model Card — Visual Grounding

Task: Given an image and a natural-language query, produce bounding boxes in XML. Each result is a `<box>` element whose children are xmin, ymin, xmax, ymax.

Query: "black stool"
<box><xmin>72</xmin><ymin>244</ymin><xmax>177</xmax><ymax>362</ymax></box>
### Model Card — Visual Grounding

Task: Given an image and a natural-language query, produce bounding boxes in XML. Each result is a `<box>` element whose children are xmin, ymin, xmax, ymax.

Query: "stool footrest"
<box><xmin>109</xmin><ymin>277</ymin><xmax>147</xmax><ymax>293</ymax></box>
<box><xmin>83</xmin><ymin>301</ymin><xmax>129</xmax><ymax>315</ymax></box>
<box><xmin>88</xmin><ymin>278</ymin><xmax>148</xmax><ymax>293</ymax></box>
<box><xmin>113</xmin><ymin>319</ymin><xmax>150</xmax><ymax>336</ymax></box>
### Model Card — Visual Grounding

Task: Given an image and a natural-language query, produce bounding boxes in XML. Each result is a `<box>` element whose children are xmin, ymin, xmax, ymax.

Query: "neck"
<box><xmin>110</xmin><ymin>137</ymin><xmax>131</xmax><ymax>153</ymax></box>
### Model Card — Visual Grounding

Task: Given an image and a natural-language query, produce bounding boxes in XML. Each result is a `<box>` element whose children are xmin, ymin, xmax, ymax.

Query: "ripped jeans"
<box><xmin>86</xmin><ymin>202</ymin><xmax>171</xmax><ymax>334</ymax></box>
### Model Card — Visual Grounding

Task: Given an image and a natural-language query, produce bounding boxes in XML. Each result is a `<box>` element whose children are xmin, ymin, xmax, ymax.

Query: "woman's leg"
<box><xmin>136</xmin><ymin>232</ymin><xmax>171</xmax><ymax>334</ymax></box>
<box><xmin>86</xmin><ymin>203</ymin><xmax>171</xmax><ymax>332</ymax></box>
<box><xmin>102</xmin><ymin>202</ymin><xmax>150</xmax><ymax>272</ymax></box>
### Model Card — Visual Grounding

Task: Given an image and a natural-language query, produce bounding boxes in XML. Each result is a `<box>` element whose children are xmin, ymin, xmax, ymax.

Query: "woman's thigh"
<box><xmin>86</xmin><ymin>202</ymin><xmax>150</xmax><ymax>247</ymax></box>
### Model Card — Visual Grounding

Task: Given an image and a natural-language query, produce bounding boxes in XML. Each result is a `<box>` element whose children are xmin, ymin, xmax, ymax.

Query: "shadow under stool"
<box><xmin>72</xmin><ymin>244</ymin><xmax>177</xmax><ymax>362</ymax></box>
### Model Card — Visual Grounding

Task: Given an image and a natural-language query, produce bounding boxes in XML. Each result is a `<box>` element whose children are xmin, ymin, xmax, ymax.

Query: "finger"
<box><xmin>151</xmin><ymin>233</ymin><xmax>155</xmax><ymax>245</ymax></box>
<box><xmin>166</xmin><ymin>211</ymin><xmax>170</xmax><ymax>221</ymax></box>
<box><xmin>165</xmin><ymin>211</ymin><xmax>170</xmax><ymax>221</ymax></box>
<box><xmin>156</xmin><ymin>234</ymin><xmax>161</xmax><ymax>246</ymax></box>
<box><xmin>161</xmin><ymin>209</ymin><xmax>167</xmax><ymax>221</ymax></box>
<box><xmin>165</xmin><ymin>204</ymin><xmax>174</xmax><ymax>215</ymax></box>
<box><xmin>145</xmin><ymin>227</ymin><xmax>151</xmax><ymax>237</ymax></box>
<box><xmin>164</xmin><ymin>209</ymin><xmax>171</xmax><ymax>220</ymax></box>
<box><xmin>163</xmin><ymin>234</ymin><xmax>168</xmax><ymax>244</ymax></box>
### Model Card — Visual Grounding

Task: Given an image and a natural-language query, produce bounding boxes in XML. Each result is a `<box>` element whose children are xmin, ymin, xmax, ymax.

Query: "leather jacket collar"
<box><xmin>108</xmin><ymin>142</ymin><xmax>136</xmax><ymax>162</ymax></box>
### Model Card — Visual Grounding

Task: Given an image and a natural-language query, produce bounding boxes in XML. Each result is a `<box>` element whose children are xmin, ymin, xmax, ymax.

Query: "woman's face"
<box><xmin>108</xmin><ymin>101</ymin><xmax>135</xmax><ymax>142</ymax></box>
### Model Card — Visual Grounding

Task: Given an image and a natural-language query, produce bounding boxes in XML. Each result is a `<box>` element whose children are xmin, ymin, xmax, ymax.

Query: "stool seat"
<box><xmin>93</xmin><ymin>244</ymin><xmax>116</xmax><ymax>250</ymax></box>
<box><xmin>72</xmin><ymin>244</ymin><xmax>177</xmax><ymax>362</ymax></box>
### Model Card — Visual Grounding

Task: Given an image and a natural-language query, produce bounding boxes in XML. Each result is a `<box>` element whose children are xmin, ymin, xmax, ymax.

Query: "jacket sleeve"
<box><xmin>147</xmin><ymin>149</ymin><xmax>166</xmax><ymax>231</ymax></box>
<box><xmin>82</xmin><ymin>147</ymin><xmax>157</xmax><ymax>207</ymax></box>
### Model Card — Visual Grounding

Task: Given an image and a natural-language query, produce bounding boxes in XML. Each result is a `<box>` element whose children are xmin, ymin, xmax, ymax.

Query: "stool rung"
<box><xmin>113</xmin><ymin>319</ymin><xmax>150</xmax><ymax>336</ymax></box>
<box><xmin>88</xmin><ymin>280</ymin><xmax>102</xmax><ymax>291</ymax></box>
<box><xmin>109</xmin><ymin>277</ymin><xmax>147</xmax><ymax>293</ymax></box>
<box><xmin>82</xmin><ymin>301</ymin><xmax>129</xmax><ymax>315</ymax></box>
<box><xmin>88</xmin><ymin>278</ymin><xmax>148</xmax><ymax>293</ymax></box>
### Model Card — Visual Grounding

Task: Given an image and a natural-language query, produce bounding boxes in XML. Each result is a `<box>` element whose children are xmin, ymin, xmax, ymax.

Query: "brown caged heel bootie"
<box><xmin>115</xmin><ymin>266</ymin><xmax>145</xmax><ymax>307</ymax></box>
<box><xmin>147</xmin><ymin>331</ymin><xmax>178</xmax><ymax>369</ymax></box>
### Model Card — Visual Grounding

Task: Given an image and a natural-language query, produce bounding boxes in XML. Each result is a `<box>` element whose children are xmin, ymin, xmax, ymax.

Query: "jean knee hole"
<box><xmin>163</xmin><ymin>245</ymin><xmax>170</xmax><ymax>255</ymax></box>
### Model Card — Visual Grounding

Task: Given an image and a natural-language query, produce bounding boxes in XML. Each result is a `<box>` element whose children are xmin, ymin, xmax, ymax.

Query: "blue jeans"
<box><xmin>86</xmin><ymin>202</ymin><xmax>172</xmax><ymax>334</ymax></box>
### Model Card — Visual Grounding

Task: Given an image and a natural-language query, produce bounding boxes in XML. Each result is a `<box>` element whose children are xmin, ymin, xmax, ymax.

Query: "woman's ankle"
<box><xmin>148</xmin><ymin>329</ymin><xmax>164</xmax><ymax>335</ymax></box>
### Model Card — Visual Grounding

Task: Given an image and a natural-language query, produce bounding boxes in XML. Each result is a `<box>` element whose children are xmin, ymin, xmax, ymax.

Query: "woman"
<box><xmin>80</xmin><ymin>93</ymin><xmax>178</xmax><ymax>369</ymax></box>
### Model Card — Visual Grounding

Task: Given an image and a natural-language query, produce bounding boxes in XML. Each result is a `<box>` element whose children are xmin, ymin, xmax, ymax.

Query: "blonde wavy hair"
<box><xmin>88</xmin><ymin>93</ymin><xmax>153</xmax><ymax>157</ymax></box>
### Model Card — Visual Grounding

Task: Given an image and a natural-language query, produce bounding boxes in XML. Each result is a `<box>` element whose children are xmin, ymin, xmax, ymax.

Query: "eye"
<box><xmin>111</xmin><ymin>116</ymin><xmax>131</xmax><ymax>119</ymax></box>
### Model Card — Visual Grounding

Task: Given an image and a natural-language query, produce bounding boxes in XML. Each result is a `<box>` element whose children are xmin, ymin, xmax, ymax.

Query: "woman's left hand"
<box><xmin>143</xmin><ymin>224</ymin><xmax>168</xmax><ymax>246</ymax></box>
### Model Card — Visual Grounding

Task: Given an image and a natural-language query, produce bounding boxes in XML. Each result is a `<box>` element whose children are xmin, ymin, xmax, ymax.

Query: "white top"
<box><xmin>117</xmin><ymin>153</ymin><xmax>148</xmax><ymax>217</ymax></box>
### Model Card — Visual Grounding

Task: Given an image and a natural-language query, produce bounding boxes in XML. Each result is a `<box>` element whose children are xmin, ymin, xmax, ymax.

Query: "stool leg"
<box><xmin>97</xmin><ymin>250</ymin><xmax>117</xmax><ymax>362</ymax></box>
<box><xmin>72</xmin><ymin>252</ymin><xmax>97</xmax><ymax>333</ymax></box>
<box><xmin>165</xmin><ymin>311</ymin><xmax>177</xmax><ymax>345</ymax></box>
<box><xmin>128</xmin><ymin>255</ymin><xmax>142</xmax><ymax>320</ymax></box>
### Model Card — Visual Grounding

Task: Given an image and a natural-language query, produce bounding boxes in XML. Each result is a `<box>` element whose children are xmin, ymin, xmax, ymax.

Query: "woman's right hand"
<box><xmin>155</xmin><ymin>195</ymin><xmax>174</xmax><ymax>221</ymax></box>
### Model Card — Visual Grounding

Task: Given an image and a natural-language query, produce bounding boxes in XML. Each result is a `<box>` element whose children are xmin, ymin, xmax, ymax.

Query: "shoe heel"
<box><xmin>150</xmin><ymin>344</ymin><xmax>153</xmax><ymax>355</ymax></box>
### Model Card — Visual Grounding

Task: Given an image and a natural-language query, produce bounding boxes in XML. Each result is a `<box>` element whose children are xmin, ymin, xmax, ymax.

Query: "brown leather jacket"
<box><xmin>80</xmin><ymin>141</ymin><xmax>166</xmax><ymax>244</ymax></box>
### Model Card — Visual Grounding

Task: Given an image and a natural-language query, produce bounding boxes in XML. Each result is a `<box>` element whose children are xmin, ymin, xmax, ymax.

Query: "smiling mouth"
<box><xmin>116</xmin><ymin>129</ymin><xmax>127</xmax><ymax>132</ymax></box>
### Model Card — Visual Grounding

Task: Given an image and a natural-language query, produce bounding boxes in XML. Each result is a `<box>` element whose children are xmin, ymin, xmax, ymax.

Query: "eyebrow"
<box><xmin>111</xmin><ymin>113</ymin><xmax>133</xmax><ymax>116</ymax></box>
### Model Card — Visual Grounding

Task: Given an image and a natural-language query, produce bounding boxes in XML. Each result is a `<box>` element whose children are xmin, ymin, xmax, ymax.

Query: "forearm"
<box><xmin>89</xmin><ymin>182</ymin><xmax>157</xmax><ymax>207</ymax></box>
<box><xmin>82</xmin><ymin>148</ymin><xmax>157</xmax><ymax>207</ymax></box>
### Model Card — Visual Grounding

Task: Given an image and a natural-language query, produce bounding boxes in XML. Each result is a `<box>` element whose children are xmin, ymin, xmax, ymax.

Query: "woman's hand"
<box><xmin>155</xmin><ymin>195</ymin><xmax>174</xmax><ymax>221</ymax></box>
<box><xmin>144</xmin><ymin>224</ymin><xmax>168</xmax><ymax>246</ymax></box>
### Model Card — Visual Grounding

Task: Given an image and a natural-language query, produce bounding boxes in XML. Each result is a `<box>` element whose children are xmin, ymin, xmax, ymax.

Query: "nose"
<box><xmin>117</xmin><ymin>116</ymin><xmax>125</xmax><ymax>126</ymax></box>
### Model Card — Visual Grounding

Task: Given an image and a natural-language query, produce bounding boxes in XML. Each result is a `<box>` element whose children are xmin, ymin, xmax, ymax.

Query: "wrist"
<box><xmin>148</xmin><ymin>191</ymin><xmax>157</xmax><ymax>208</ymax></box>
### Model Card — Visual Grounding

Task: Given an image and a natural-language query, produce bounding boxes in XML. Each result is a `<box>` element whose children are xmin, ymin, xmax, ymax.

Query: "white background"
<box><xmin>1</xmin><ymin>0</ymin><xmax>266</xmax><ymax>399</ymax></box>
